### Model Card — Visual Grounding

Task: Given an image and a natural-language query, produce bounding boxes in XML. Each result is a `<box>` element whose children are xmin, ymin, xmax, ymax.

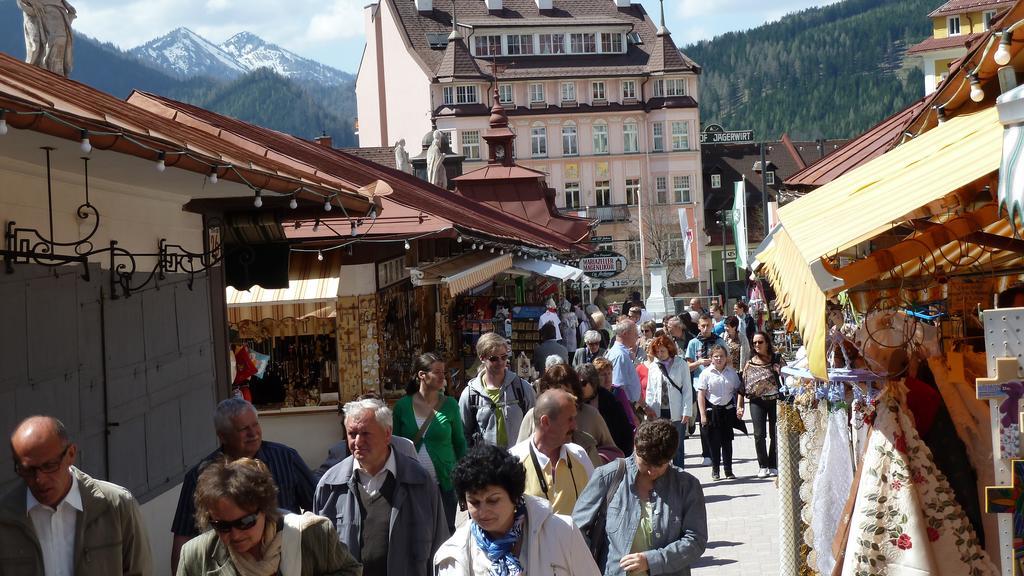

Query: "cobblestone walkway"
<box><xmin>687</xmin><ymin>419</ymin><xmax>781</xmax><ymax>575</ymax></box>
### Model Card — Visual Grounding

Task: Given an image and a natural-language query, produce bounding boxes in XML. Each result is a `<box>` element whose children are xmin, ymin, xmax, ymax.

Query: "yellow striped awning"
<box><xmin>227</xmin><ymin>277</ymin><xmax>340</xmax><ymax>307</ymax></box>
<box><xmin>412</xmin><ymin>252</ymin><xmax>514</xmax><ymax>297</ymax></box>
<box><xmin>757</xmin><ymin>107</ymin><xmax>1003</xmax><ymax>378</ymax></box>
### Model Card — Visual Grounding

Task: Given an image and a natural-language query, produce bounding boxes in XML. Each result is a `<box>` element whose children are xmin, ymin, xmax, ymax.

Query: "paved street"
<box><xmin>687</xmin><ymin>418</ymin><xmax>780</xmax><ymax>575</ymax></box>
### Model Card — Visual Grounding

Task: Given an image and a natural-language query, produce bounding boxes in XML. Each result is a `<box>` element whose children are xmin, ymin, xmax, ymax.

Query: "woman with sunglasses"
<box><xmin>177</xmin><ymin>457</ymin><xmax>361</xmax><ymax>576</ymax></box>
<box><xmin>459</xmin><ymin>332</ymin><xmax>537</xmax><ymax>449</ymax></box>
<box><xmin>741</xmin><ymin>331</ymin><xmax>782</xmax><ymax>478</ymax></box>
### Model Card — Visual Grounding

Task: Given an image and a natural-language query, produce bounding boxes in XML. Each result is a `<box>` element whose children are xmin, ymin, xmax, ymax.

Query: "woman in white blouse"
<box><xmin>643</xmin><ymin>335</ymin><xmax>693</xmax><ymax>468</ymax></box>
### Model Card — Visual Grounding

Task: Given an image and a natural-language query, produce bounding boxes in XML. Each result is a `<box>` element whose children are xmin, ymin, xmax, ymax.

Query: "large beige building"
<box><xmin>358</xmin><ymin>0</ymin><xmax>707</xmax><ymax>297</ymax></box>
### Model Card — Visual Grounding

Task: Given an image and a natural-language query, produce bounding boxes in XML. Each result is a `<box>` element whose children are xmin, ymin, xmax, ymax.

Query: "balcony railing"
<box><xmin>559</xmin><ymin>204</ymin><xmax>632</xmax><ymax>222</ymax></box>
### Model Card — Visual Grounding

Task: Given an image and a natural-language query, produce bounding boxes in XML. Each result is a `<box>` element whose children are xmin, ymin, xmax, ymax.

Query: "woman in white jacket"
<box><xmin>643</xmin><ymin>335</ymin><xmax>693</xmax><ymax>468</ymax></box>
<box><xmin>434</xmin><ymin>444</ymin><xmax>600</xmax><ymax>576</ymax></box>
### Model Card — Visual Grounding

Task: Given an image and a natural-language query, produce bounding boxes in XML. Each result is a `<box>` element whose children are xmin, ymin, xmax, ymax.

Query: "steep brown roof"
<box><xmin>339</xmin><ymin>146</ymin><xmax>397</xmax><ymax>168</ymax></box>
<box><xmin>647</xmin><ymin>29</ymin><xmax>696</xmax><ymax>74</ymax></box>
<box><xmin>386</xmin><ymin>0</ymin><xmax>699</xmax><ymax>80</ymax></box>
<box><xmin>906</xmin><ymin>32</ymin><xmax>983</xmax><ymax>55</ymax></box>
<box><xmin>928</xmin><ymin>0</ymin><xmax>1012</xmax><ymax>18</ymax></box>
<box><xmin>435</xmin><ymin>36</ymin><xmax>487</xmax><ymax>81</ymax></box>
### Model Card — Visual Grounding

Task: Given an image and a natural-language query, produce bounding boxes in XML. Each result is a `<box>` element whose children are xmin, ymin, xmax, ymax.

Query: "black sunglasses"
<box><xmin>487</xmin><ymin>354</ymin><xmax>509</xmax><ymax>363</ymax></box>
<box><xmin>210</xmin><ymin>513</ymin><xmax>260</xmax><ymax>533</ymax></box>
<box><xmin>14</xmin><ymin>444</ymin><xmax>70</xmax><ymax>478</ymax></box>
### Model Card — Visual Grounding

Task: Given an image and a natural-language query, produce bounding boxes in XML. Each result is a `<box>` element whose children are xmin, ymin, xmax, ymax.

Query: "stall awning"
<box><xmin>411</xmin><ymin>252</ymin><xmax>514</xmax><ymax>297</ymax></box>
<box><xmin>511</xmin><ymin>257</ymin><xmax>589</xmax><ymax>282</ymax></box>
<box><xmin>227</xmin><ymin>277</ymin><xmax>340</xmax><ymax>307</ymax></box>
<box><xmin>757</xmin><ymin>107</ymin><xmax>1003</xmax><ymax>379</ymax></box>
<box><xmin>779</xmin><ymin>107</ymin><xmax>1003</xmax><ymax>276</ymax></box>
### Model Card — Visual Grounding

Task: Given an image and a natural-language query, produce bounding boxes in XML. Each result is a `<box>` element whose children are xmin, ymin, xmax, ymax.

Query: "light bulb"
<box><xmin>253</xmin><ymin>191</ymin><xmax>263</xmax><ymax>208</ymax></box>
<box><xmin>472</xmin><ymin>243</ymin><xmax>478</xmax><ymax>250</ymax></box>
<box><xmin>289</xmin><ymin>197</ymin><xmax>298</xmax><ymax>209</ymax></box>
<box><xmin>457</xmin><ymin>235</ymin><xmax>463</xmax><ymax>243</ymax></box>
<box><xmin>317</xmin><ymin>250</ymin><xmax>324</xmax><ymax>262</ymax></box>
<box><xmin>996</xmin><ymin>31</ymin><xmax>1013</xmax><ymax>66</ymax></box>
<box><xmin>969</xmin><ymin>74</ymin><xmax>985</xmax><ymax>102</ymax></box>
<box><xmin>404</xmin><ymin>240</ymin><xmax>411</xmax><ymax>250</ymax></box>
<box><xmin>324</xmin><ymin>199</ymin><xmax>332</xmax><ymax>212</ymax></box>
<box><xmin>351</xmin><ymin>222</ymin><xmax>358</xmax><ymax>237</ymax></box>
<box><xmin>490</xmin><ymin>247</ymin><xmax>495</xmax><ymax>253</ymax></box>
<box><xmin>208</xmin><ymin>168</ymin><xmax>218</xmax><ymax>185</ymax></box>
<box><xmin>0</xmin><ymin>117</ymin><xmax>8</xmax><ymax>136</ymax></box>
<box><xmin>80</xmin><ymin>131</ymin><xmax>92</xmax><ymax>154</ymax></box>
<box><xmin>155</xmin><ymin>152</ymin><xmax>166</xmax><ymax>172</ymax></box>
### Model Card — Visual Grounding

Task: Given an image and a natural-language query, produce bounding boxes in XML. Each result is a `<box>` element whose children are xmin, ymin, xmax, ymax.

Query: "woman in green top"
<box><xmin>393</xmin><ymin>352</ymin><xmax>467</xmax><ymax>533</ymax></box>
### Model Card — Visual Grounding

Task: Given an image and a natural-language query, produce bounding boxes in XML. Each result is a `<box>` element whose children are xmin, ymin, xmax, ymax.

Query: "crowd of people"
<box><xmin>2</xmin><ymin>291</ymin><xmax>780</xmax><ymax>576</ymax></box>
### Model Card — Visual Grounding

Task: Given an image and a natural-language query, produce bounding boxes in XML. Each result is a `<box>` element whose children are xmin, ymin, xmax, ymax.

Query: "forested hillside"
<box><xmin>684</xmin><ymin>0</ymin><xmax>938</xmax><ymax>140</ymax></box>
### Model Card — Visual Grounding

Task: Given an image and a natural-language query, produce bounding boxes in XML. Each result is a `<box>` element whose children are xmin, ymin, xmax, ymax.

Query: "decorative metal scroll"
<box><xmin>2</xmin><ymin>147</ymin><xmax>223</xmax><ymax>299</ymax></box>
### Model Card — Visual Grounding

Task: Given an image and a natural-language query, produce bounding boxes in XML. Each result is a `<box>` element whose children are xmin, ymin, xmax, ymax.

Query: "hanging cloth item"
<box><xmin>839</xmin><ymin>381</ymin><xmax>997</xmax><ymax>576</ymax></box>
<box><xmin>811</xmin><ymin>408</ymin><xmax>854</xmax><ymax>576</ymax></box>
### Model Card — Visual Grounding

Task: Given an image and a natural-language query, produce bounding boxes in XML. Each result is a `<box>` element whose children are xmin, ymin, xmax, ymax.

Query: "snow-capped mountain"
<box><xmin>129</xmin><ymin>27</ymin><xmax>246</xmax><ymax>80</ymax></box>
<box><xmin>129</xmin><ymin>28</ymin><xmax>351</xmax><ymax>86</ymax></box>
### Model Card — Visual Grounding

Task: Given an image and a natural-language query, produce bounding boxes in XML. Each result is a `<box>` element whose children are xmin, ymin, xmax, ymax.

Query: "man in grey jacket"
<box><xmin>1</xmin><ymin>416</ymin><xmax>152</xmax><ymax>576</ymax></box>
<box><xmin>315</xmin><ymin>398</ymin><xmax>448</xmax><ymax>576</ymax></box>
<box><xmin>460</xmin><ymin>332</ymin><xmax>536</xmax><ymax>448</ymax></box>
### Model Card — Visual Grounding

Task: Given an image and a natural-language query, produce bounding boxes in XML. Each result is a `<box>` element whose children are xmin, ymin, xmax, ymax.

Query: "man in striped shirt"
<box><xmin>170</xmin><ymin>398</ymin><xmax>315</xmax><ymax>572</ymax></box>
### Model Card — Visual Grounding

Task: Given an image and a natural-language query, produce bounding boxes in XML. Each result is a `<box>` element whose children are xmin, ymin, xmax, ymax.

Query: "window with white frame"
<box><xmin>671</xmin><ymin>121</ymin><xmax>689</xmax><ymax>151</ymax></box>
<box><xmin>569</xmin><ymin>32</ymin><xmax>597</xmax><ymax>53</ymax></box>
<box><xmin>655</xmin><ymin>176</ymin><xmax>667</xmax><ymax>204</ymax></box>
<box><xmin>673</xmin><ymin>175</ymin><xmax>691</xmax><ymax>203</ymax></box>
<box><xmin>766</xmin><ymin>170</ymin><xmax>776</xmax><ymax>185</ymax></box>
<box><xmin>561</xmin><ymin>81</ymin><xmax>577</xmax><ymax>102</ymax></box>
<box><xmin>474</xmin><ymin>35</ymin><xmax>502</xmax><ymax>56</ymax></box>
<box><xmin>984</xmin><ymin>10</ymin><xmax>997</xmax><ymax>30</ymax></box>
<box><xmin>628</xmin><ymin>240</ymin><xmax>641</xmax><ymax>261</ymax></box>
<box><xmin>564</xmin><ymin>182</ymin><xmax>581</xmax><ymax>208</ymax></box>
<box><xmin>498</xmin><ymin>83</ymin><xmax>514</xmax><ymax>104</ymax></box>
<box><xmin>462</xmin><ymin>130</ymin><xmax>480</xmax><ymax>160</ymax></box>
<box><xmin>948</xmin><ymin>16</ymin><xmax>961</xmax><ymax>36</ymax></box>
<box><xmin>539</xmin><ymin>33</ymin><xmax>565</xmax><ymax>54</ymax></box>
<box><xmin>529</xmin><ymin>83</ymin><xmax>545</xmax><ymax>103</ymax></box>
<box><xmin>443</xmin><ymin>85</ymin><xmax>479</xmax><ymax>105</ymax></box>
<box><xmin>506</xmin><ymin>34</ymin><xmax>534</xmax><ymax>55</ymax></box>
<box><xmin>665</xmin><ymin>78</ymin><xmax>687</xmax><ymax>96</ymax></box>
<box><xmin>593</xmin><ymin>122</ymin><xmax>609</xmax><ymax>154</ymax></box>
<box><xmin>531</xmin><ymin>124</ymin><xmax>547</xmax><ymax>157</ymax></box>
<box><xmin>711</xmin><ymin>173</ymin><xmax>722</xmax><ymax>189</ymax></box>
<box><xmin>592</xmin><ymin>81</ymin><xmax>606</xmax><ymax>101</ymax></box>
<box><xmin>562</xmin><ymin>123</ymin><xmax>578</xmax><ymax>156</ymax></box>
<box><xmin>652</xmin><ymin>122</ymin><xmax>664</xmax><ymax>152</ymax></box>
<box><xmin>625</xmin><ymin>178</ymin><xmax>640</xmax><ymax>205</ymax></box>
<box><xmin>595</xmin><ymin>181</ymin><xmax>611</xmax><ymax>206</ymax></box>
<box><xmin>600</xmin><ymin>32</ymin><xmax>623</xmax><ymax>53</ymax></box>
<box><xmin>622</xmin><ymin>80</ymin><xmax>637</xmax><ymax>101</ymax></box>
<box><xmin>623</xmin><ymin>121</ymin><xmax>639</xmax><ymax>153</ymax></box>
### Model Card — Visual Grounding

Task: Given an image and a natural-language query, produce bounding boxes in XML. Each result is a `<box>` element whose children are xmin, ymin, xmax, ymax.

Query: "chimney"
<box><xmin>536</xmin><ymin>0</ymin><xmax>552</xmax><ymax>8</ymax></box>
<box><xmin>415</xmin><ymin>0</ymin><xmax>432</xmax><ymax>11</ymax></box>
<box><xmin>314</xmin><ymin>134</ymin><xmax>333</xmax><ymax>148</ymax></box>
<box><xmin>484</xmin><ymin>0</ymin><xmax>502</xmax><ymax>10</ymax></box>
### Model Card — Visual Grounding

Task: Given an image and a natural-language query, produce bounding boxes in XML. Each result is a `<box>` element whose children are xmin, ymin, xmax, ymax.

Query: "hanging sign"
<box><xmin>577</xmin><ymin>250</ymin><xmax>628</xmax><ymax>279</ymax></box>
<box><xmin>701</xmin><ymin>124</ymin><xmax>755</xmax><ymax>145</ymax></box>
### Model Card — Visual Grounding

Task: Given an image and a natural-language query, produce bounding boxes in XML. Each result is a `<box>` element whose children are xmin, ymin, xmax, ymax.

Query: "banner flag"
<box><xmin>733</xmin><ymin>181</ymin><xmax>749</xmax><ymax>271</ymax></box>
<box><xmin>677</xmin><ymin>207</ymin><xmax>698</xmax><ymax>279</ymax></box>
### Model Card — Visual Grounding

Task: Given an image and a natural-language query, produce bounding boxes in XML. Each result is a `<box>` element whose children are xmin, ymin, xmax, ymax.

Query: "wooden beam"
<box><xmin>821</xmin><ymin>203</ymin><xmax>1000</xmax><ymax>294</ymax></box>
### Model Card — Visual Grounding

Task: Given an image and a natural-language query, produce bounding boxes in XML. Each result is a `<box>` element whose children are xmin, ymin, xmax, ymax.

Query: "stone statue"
<box><xmin>17</xmin><ymin>0</ymin><xmax>77</xmax><ymax>77</ymax></box>
<box><xmin>426</xmin><ymin>130</ymin><xmax>448</xmax><ymax>189</ymax></box>
<box><xmin>393</xmin><ymin>138</ymin><xmax>413</xmax><ymax>174</ymax></box>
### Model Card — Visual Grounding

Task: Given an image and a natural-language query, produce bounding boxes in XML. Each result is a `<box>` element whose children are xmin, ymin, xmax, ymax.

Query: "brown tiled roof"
<box><xmin>647</xmin><ymin>29</ymin><xmax>697</xmax><ymax>74</ymax></box>
<box><xmin>128</xmin><ymin>92</ymin><xmax>591</xmax><ymax>252</ymax></box>
<box><xmin>783</xmin><ymin>99</ymin><xmax>927</xmax><ymax>189</ymax></box>
<box><xmin>928</xmin><ymin>0</ymin><xmax>1012</xmax><ymax>18</ymax></box>
<box><xmin>435</xmin><ymin>36</ymin><xmax>487</xmax><ymax>81</ymax></box>
<box><xmin>386</xmin><ymin>0</ymin><xmax>699</xmax><ymax>80</ymax></box>
<box><xmin>339</xmin><ymin>146</ymin><xmax>397</xmax><ymax>168</ymax></box>
<box><xmin>906</xmin><ymin>32</ymin><xmax>983</xmax><ymax>55</ymax></box>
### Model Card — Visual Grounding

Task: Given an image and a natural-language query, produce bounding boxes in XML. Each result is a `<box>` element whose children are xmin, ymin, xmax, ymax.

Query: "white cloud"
<box><xmin>306</xmin><ymin>0</ymin><xmax>364</xmax><ymax>42</ymax></box>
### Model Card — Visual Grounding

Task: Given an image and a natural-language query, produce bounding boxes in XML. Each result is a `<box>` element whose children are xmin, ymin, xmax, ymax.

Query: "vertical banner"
<box><xmin>733</xmin><ymin>181</ymin><xmax>749</xmax><ymax>271</ymax></box>
<box><xmin>677</xmin><ymin>207</ymin><xmax>699</xmax><ymax>279</ymax></box>
<box><xmin>767</xmin><ymin>200</ymin><xmax>781</xmax><ymax>232</ymax></box>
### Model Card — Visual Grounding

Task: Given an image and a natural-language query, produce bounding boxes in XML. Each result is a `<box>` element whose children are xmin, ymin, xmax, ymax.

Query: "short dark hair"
<box><xmin>576</xmin><ymin>363</ymin><xmax>599</xmax><ymax>389</ymax></box>
<box><xmin>634</xmin><ymin>420</ymin><xmax>678</xmax><ymax>465</ymax></box>
<box><xmin>539</xmin><ymin>321</ymin><xmax>557</xmax><ymax>341</ymax></box>
<box><xmin>735</xmin><ymin>300</ymin><xmax>749</xmax><ymax>312</ymax></box>
<box><xmin>752</xmin><ymin>330</ymin><xmax>775</xmax><ymax>358</ymax></box>
<box><xmin>538</xmin><ymin>364</ymin><xmax>584</xmax><ymax>399</ymax></box>
<box><xmin>407</xmin><ymin>352</ymin><xmax>443</xmax><ymax>395</ymax></box>
<box><xmin>725</xmin><ymin>315</ymin><xmax>739</xmax><ymax>329</ymax></box>
<box><xmin>193</xmin><ymin>457</ymin><xmax>281</xmax><ymax>532</ymax></box>
<box><xmin>451</xmin><ymin>444</ymin><xmax>527</xmax><ymax>505</ymax></box>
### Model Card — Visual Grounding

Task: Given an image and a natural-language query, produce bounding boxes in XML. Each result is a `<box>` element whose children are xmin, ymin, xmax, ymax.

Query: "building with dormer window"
<box><xmin>358</xmin><ymin>0</ymin><xmax>707</xmax><ymax>295</ymax></box>
<box><xmin>907</xmin><ymin>0</ymin><xmax>1013</xmax><ymax>94</ymax></box>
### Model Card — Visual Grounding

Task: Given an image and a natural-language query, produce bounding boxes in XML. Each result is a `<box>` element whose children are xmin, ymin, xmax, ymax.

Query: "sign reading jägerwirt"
<box><xmin>701</xmin><ymin>124</ymin><xmax>754</xmax><ymax>145</ymax></box>
<box><xmin>578</xmin><ymin>250</ymin><xmax>628</xmax><ymax>279</ymax></box>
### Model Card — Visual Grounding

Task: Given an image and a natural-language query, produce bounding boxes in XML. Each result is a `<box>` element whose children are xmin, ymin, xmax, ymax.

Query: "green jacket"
<box><xmin>0</xmin><ymin>467</ymin><xmax>152</xmax><ymax>576</ymax></box>
<box><xmin>176</xmin><ymin>513</ymin><xmax>361</xmax><ymax>576</ymax></box>
<box><xmin>392</xmin><ymin>394</ymin><xmax>466</xmax><ymax>492</ymax></box>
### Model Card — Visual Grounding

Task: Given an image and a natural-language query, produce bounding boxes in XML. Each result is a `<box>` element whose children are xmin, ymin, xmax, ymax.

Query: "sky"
<box><xmin>72</xmin><ymin>0</ymin><xmax>839</xmax><ymax>74</ymax></box>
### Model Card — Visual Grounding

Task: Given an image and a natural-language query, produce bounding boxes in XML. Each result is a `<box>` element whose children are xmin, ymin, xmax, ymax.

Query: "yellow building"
<box><xmin>907</xmin><ymin>0</ymin><xmax>1013</xmax><ymax>94</ymax></box>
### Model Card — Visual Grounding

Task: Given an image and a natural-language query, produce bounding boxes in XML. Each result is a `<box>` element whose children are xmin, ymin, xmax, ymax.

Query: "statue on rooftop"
<box><xmin>426</xmin><ymin>130</ymin><xmax>448</xmax><ymax>189</ymax></box>
<box><xmin>394</xmin><ymin>138</ymin><xmax>413</xmax><ymax>174</ymax></box>
<box><xmin>17</xmin><ymin>0</ymin><xmax>77</xmax><ymax>77</ymax></box>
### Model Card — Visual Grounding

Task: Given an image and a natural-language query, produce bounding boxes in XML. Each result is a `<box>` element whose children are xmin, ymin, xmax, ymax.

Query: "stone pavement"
<box><xmin>688</xmin><ymin>418</ymin><xmax>781</xmax><ymax>575</ymax></box>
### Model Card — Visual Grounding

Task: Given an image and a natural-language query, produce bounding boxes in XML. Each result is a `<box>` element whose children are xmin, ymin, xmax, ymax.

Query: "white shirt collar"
<box><xmin>26</xmin><ymin>468</ymin><xmax>83</xmax><ymax>514</ymax></box>
<box><xmin>529</xmin><ymin>438</ymin><xmax>569</xmax><ymax>470</ymax></box>
<box><xmin>353</xmin><ymin>446</ymin><xmax>396</xmax><ymax>481</ymax></box>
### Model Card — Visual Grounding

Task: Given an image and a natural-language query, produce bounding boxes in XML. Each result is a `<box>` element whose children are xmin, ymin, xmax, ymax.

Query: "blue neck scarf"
<box><xmin>471</xmin><ymin>502</ymin><xmax>527</xmax><ymax>576</ymax></box>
